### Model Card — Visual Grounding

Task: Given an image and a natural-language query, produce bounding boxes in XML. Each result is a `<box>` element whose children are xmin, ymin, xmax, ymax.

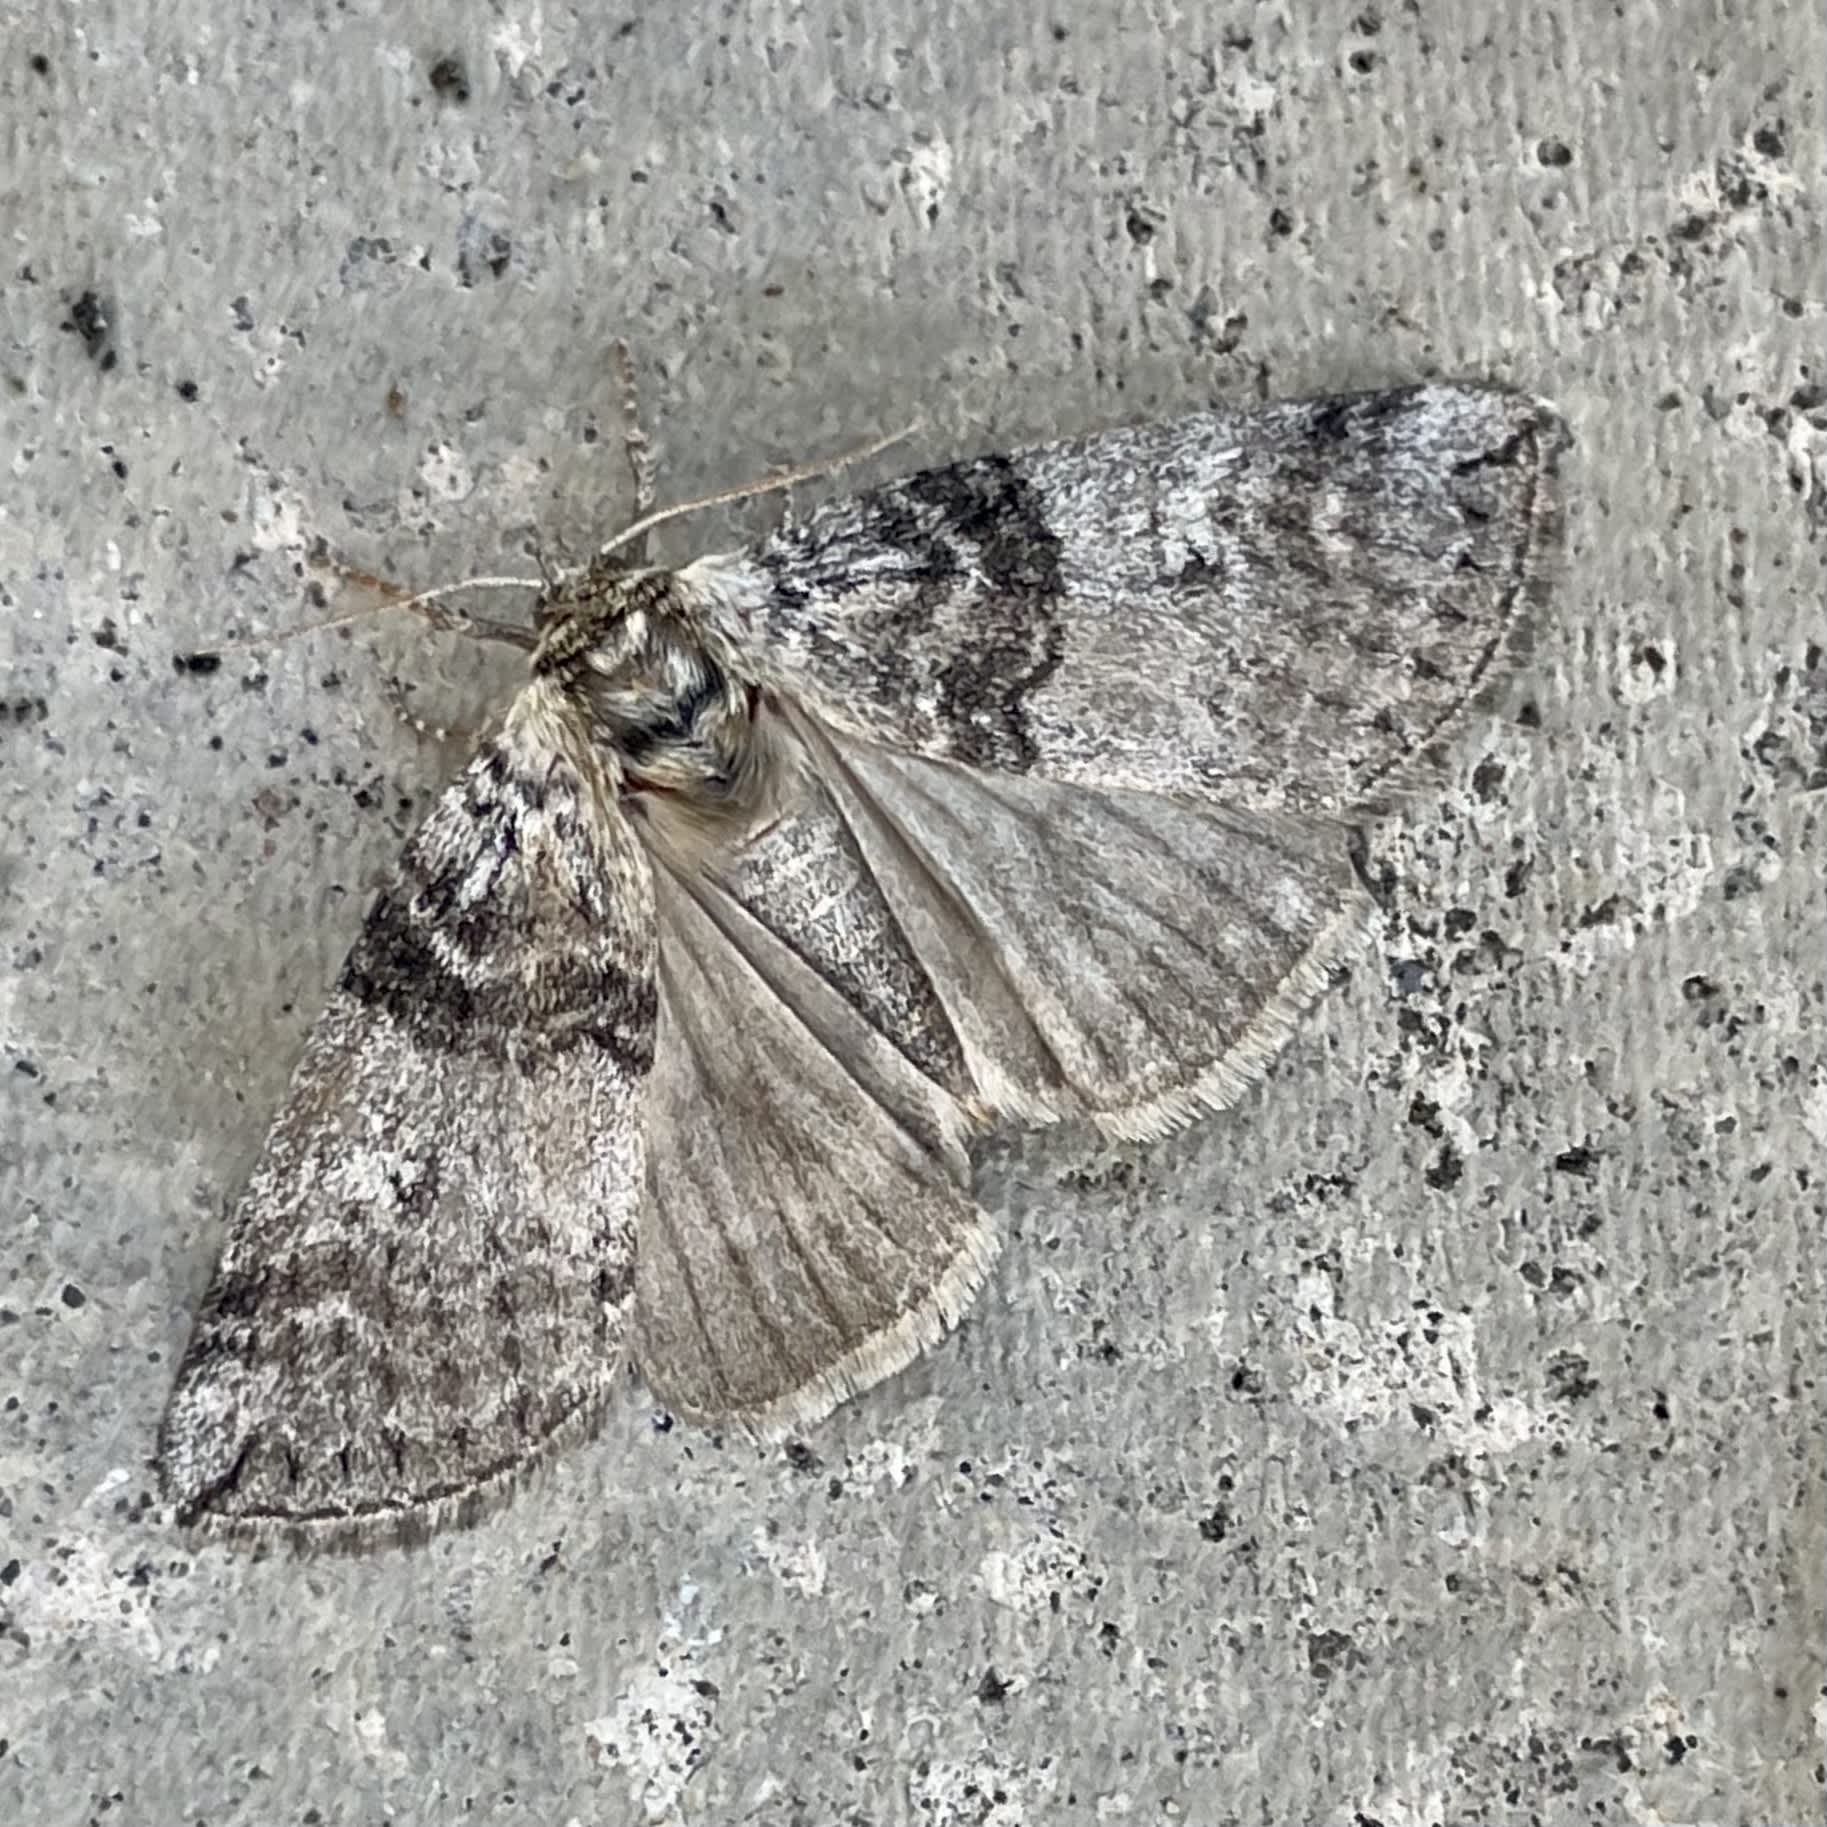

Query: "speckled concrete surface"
<box><xmin>3</xmin><ymin>3</ymin><xmax>1823</xmax><ymax>1823</ymax></box>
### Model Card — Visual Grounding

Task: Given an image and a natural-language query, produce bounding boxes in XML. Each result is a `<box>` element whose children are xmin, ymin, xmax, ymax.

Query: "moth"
<box><xmin>159</xmin><ymin>380</ymin><xmax>1566</xmax><ymax>1550</ymax></box>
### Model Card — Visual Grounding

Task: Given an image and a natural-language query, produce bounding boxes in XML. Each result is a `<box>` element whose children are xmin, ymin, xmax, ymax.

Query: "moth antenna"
<box><xmin>197</xmin><ymin>570</ymin><xmax>544</xmax><ymax>658</ymax></box>
<box><xmin>595</xmin><ymin>421</ymin><xmax>922</xmax><ymax>560</ymax></box>
<box><xmin>333</xmin><ymin>563</ymin><xmax>544</xmax><ymax>650</ymax></box>
<box><xmin>613</xmin><ymin>339</ymin><xmax>657</xmax><ymax>529</ymax></box>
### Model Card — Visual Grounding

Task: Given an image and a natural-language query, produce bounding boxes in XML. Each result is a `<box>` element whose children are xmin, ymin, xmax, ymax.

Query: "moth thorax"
<box><xmin>575</xmin><ymin>616</ymin><xmax>794</xmax><ymax>844</ymax></box>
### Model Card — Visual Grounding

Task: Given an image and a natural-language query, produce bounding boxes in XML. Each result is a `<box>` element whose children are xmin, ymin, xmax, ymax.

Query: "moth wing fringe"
<box><xmin>1086</xmin><ymin>893</ymin><xmax>1376</xmax><ymax>1144</ymax></box>
<box><xmin>685</xmin><ymin>1214</ymin><xmax>1000</xmax><ymax>1443</ymax></box>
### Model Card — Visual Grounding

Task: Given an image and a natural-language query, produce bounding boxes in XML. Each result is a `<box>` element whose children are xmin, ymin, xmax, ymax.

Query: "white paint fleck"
<box><xmin>5</xmin><ymin>1539</ymin><xmax>165</xmax><ymax>1666</ymax></box>
<box><xmin>845</xmin><ymin>1436</ymin><xmax>917</xmax><ymax>1487</ymax></box>
<box><xmin>1800</xmin><ymin>1077</ymin><xmax>1827</xmax><ymax>1150</ymax></box>
<box><xmin>416</xmin><ymin>443</ymin><xmax>476</xmax><ymax>506</ymax></box>
<box><xmin>908</xmin><ymin>1753</ymin><xmax>1058</xmax><ymax>1825</ymax></box>
<box><xmin>1285</xmin><ymin>1301</ymin><xmax>1540</xmax><ymax>1460</ymax></box>
<box><xmin>1224</xmin><ymin>71</ymin><xmax>1279</xmax><ymax>121</ymax></box>
<box><xmin>1675</xmin><ymin>134</ymin><xmax>1804</xmax><ymax>220</ymax></box>
<box><xmin>977</xmin><ymin>1530</ymin><xmax>1093</xmax><ymax>1612</ymax></box>
<box><xmin>250</xmin><ymin>479</ymin><xmax>311</xmax><ymax>557</ymax></box>
<box><xmin>1778</xmin><ymin>405</ymin><xmax>1826</xmax><ymax>506</ymax></box>
<box><xmin>749</xmin><ymin>1523</ymin><xmax>829</xmax><ymax>1596</ymax></box>
<box><xmin>583</xmin><ymin>1667</ymin><xmax>714</xmax><ymax>1821</ymax></box>
<box><xmin>902</xmin><ymin>1579</ymin><xmax>941</xmax><ymax>1616</ymax></box>
<box><xmin>494</xmin><ymin>448</ymin><xmax>551</xmax><ymax>523</ymax></box>
<box><xmin>1549</xmin><ymin>766</ymin><xmax>1716</xmax><ymax>976</ymax></box>
<box><xmin>492</xmin><ymin>3</ymin><xmax>546</xmax><ymax>78</ymax></box>
<box><xmin>1612</xmin><ymin>630</ymin><xmax>1677</xmax><ymax>704</ymax></box>
<box><xmin>1414</xmin><ymin>1055</ymin><xmax>1484</xmax><ymax>1159</ymax></box>
<box><xmin>582</xmin><ymin>1581</ymin><xmax>721</xmax><ymax>1821</ymax></box>
<box><xmin>898</xmin><ymin>135</ymin><xmax>954</xmax><ymax>224</ymax></box>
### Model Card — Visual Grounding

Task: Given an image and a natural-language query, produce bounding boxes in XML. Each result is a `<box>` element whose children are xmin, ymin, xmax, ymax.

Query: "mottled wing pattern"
<box><xmin>631</xmin><ymin>813</ymin><xmax>993</xmax><ymax>1435</ymax></box>
<box><xmin>159</xmin><ymin>685</ymin><xmax>656</xmax><ymax>1549</ymax></box>
<box><xmin>683</xmin><ymin>383</ymin><xmax>1565</xmax><ymax>817</ymax></box>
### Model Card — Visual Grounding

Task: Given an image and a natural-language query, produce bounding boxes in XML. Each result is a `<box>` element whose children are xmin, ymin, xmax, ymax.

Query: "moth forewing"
<box><xmin>159</xmin><ymin>685</ymin><xmax>657</xmax><ymax>1550</ymax></box>
<box><xmin>678</xmin><ymin>382</ymin><xmax>1565</xmax><ymax>816</ymax></box>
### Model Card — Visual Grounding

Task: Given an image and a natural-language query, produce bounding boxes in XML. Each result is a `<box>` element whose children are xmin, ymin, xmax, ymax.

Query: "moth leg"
<box><xmin>378</xmin><ymin>673</ymin><xmax>476</xmax><ymax>747</ymax></box>
<box><xmin>198</xmin><ymin>558</ymin><xmax>538</xmax><ymax>661</ymax></box>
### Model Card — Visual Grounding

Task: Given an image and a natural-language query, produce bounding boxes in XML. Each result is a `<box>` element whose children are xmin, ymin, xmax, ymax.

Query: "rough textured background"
<box><xmin>3</xmin><ymin>2</ymin><xmax>1823</xmax><ymax>1822</ymax></box>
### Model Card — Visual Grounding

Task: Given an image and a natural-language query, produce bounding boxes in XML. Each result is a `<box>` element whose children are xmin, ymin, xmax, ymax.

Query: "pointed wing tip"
<box><xmin>1343</xmin><ymin>381</ymin><xmax>1567</xmax><ymax>815</ymax></box>
<box><xmin>170</xmin><ymin>1468</ymin><xmax>532</xmax><ymax>1558</ymax></box>
<box><xmin>160</xmin><ymin>1390</ymin><xmax>616</xmax><ymax>1556</ymax></box>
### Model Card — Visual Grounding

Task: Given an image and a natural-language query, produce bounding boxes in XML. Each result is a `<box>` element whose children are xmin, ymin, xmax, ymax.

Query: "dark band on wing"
<box><xmin>339</xmin><ymin>895</ymin><xmax>657</xmax><ymax>1069</ymax></box>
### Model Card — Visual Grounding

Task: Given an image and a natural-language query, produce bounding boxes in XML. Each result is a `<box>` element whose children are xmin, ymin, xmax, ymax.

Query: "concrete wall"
<box><xmin>3</xmin><ymin>2</ymin><xmax>1821</xmax><ymax>1821</ymax></box>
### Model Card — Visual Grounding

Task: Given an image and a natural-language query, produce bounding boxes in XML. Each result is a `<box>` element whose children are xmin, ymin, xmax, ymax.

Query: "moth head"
<box><xmin>529</xmin><ymin>555</ymin><xmax>666</xmax><ymax>665</ymax></box>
